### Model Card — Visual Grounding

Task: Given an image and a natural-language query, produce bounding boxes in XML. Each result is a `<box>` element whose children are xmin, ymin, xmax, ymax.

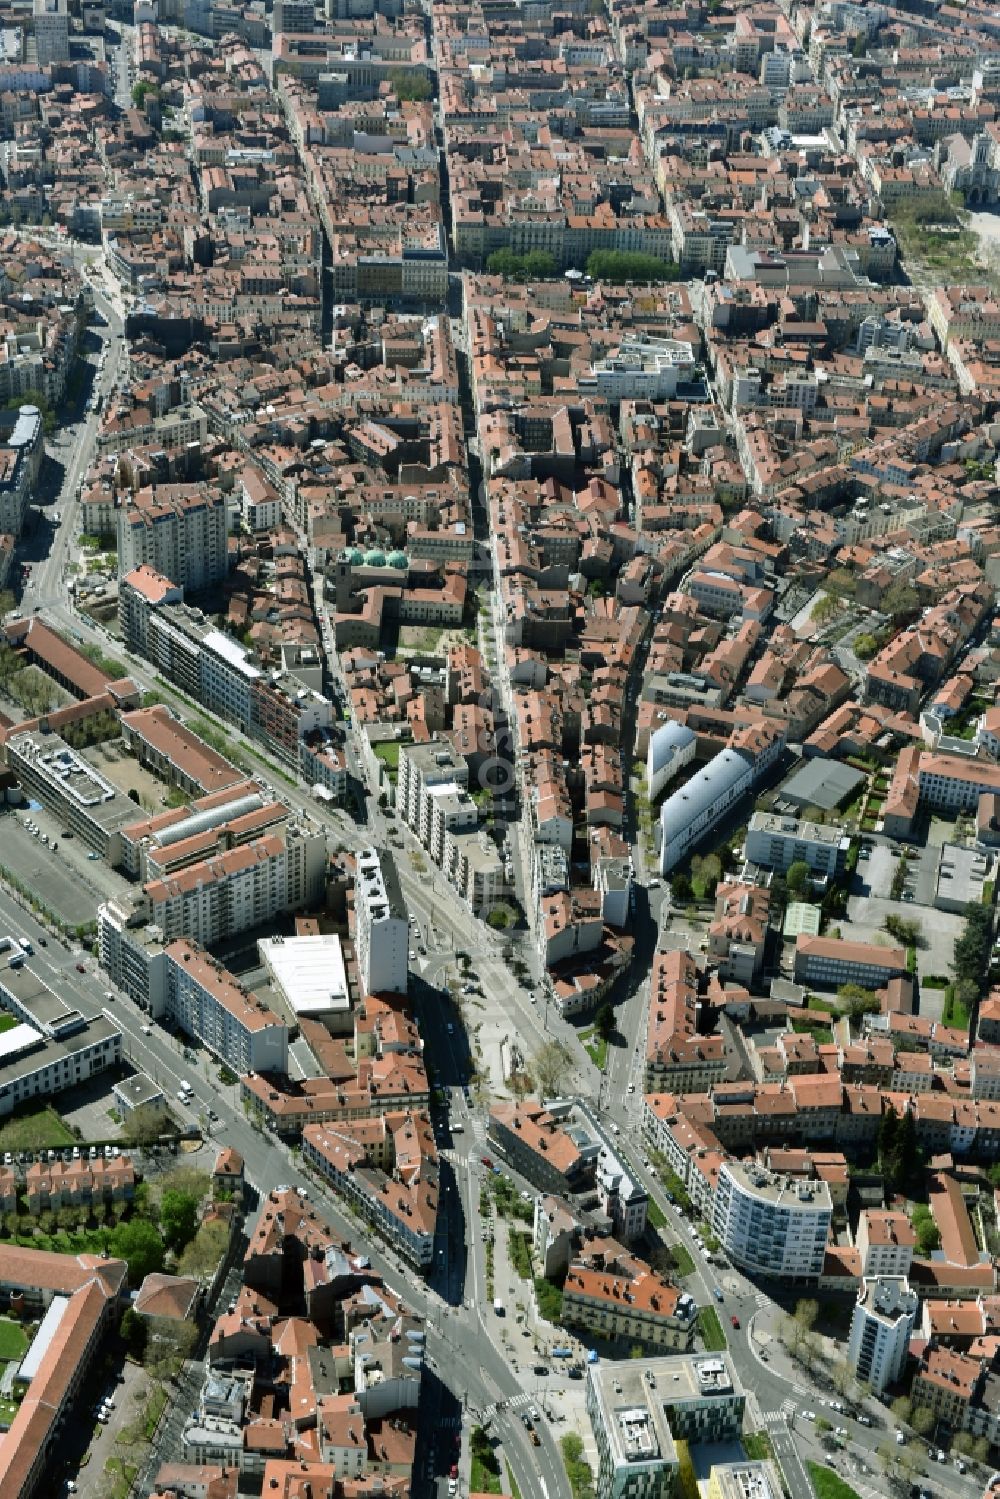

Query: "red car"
<box><xmin>450</xmin><ymin>1467</ymin><xmax>458</xmax><ymax>1480</ymax></box>
<box><xmin>481</xmin><ymin>1157</ymin><xmax>493</xmax><ymax>1169</ymax></box>
<box><xmin>731</xmin><ymin>1315</ymin><xmax>740</xmax><ymax>1329</ymax></box>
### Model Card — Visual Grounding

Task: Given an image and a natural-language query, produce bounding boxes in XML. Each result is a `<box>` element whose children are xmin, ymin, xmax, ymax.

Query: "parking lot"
<box><xmin>847</xmin><ymin>843</ymin><xmax>962</xmax><ymax>988</ymax></box>
<box><xmin>66</xmin><ymin>1352</ymin><xmax>151</xmax><ymax>1499</ymax></box>
<box><xmin>0</xmin><ymin>807</ymin><xmax>123</xmax><ymax>927</ymax></box>
<box><xmin>58</xmin><ymin>1073</ymin><xmax>131</xmax><ymax>1144</ymax></box>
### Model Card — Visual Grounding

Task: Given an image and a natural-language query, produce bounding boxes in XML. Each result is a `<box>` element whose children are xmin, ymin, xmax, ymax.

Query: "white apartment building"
<box><xmin>585</xmin><ymin>336</ymin><xmax>696</xmax><ymax>402</ymax></box>
<box><xmin>847</xmin><ymin>1277</ymin><xmax>918</xmax><ymax>1394</ymax></box>
<box><xmin>354</xmin><ymin>847</ymin><xmax>409</xmax><ymax>997</ymax></box>
<box><xmin>712</xmin><ymin>1160</ymin><xmax>832</xmax><ymax>1283</ymax></box>
<box><xmin>0</xmin><ymin>405</ymin><xmax>42</xmax><ymax>537</ymax></box>
<box><xmin>99</xmin><ymin>828</ymin><xmax>327</xmax><ymax>986</ymax></box>
<box><xmin>164</xmin><ymin>940</ymin><xmax>288</xmax><ymax>1076</ymax></box>
<box><xmin>855</xmin><ymin>1209</ymin><xmax>916</xmax><ymax>1279</ymax></box>
<box><xmin>397</xmin><ymin>740</ymin><xmax>501</xmax><ymax>918</ymax></box>
<box><xmin>143</xmin><ymin>828</ymin><xmax>326</xmax><ymax>946</ymax></box>
<box><xmin>398</xmin><ymin>740</ymin><xmax>469</xmax><ymax>841</ymax></box>
<box><xmin>240</xmin><ymin>468</ymin><xmax>281</xmax><ymax>532</ymax></box>
<box><xmin>445</xmin><ymin>827</ymin><xmax>504</xmax><ymax>917</ymax></box>
<box><xmin>117</xmin><ymin>486</ymin><xmax>229</xmax><ymax>594</ymax></box>
<box><xmin>746</xmin><ymin>812</ymin><xmax>849</xmax><ymax>879</ymax></box>
<box><xmin>425</xmin><ymin>784</ymin><xmax>478</xmax><ymax>865</ymax></box>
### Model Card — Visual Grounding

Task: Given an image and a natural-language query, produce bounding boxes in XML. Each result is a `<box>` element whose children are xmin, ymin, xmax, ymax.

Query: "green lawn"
<box><xmin>535</xmin><ymin>1276</ymin><xmax>563</xmax><ymax>1323</ymax></box>
<box><xmin>0</xmin><ymin>1105</ymin><xmax>75</xmax><ymax>1151</ymax></box>
<box><xmin>792</xmin><ymin>1018</ymin><xmax>834</xmax><ymax>1045</ymax></box>
<box><xmin>647</xmin><ymin>1198</ymin><xmax>666</xmax><ymax>1230</ymax></box>
<box><xmin>508</xmin><ymin>1229</ymin><xmax>532</xmax><ymax>1280</ymax></box>
<box><xmin>698</xmin><ymin>1305</ymin><xmax>727</xmax><ymax>1351</ymax></box>
<box><xmin>743</xmin><ymin>1432</ymin><xmax>775</xmax><ymax>1463</ymax></box>
<box><xmin>142</xmin><ymin>1386</ymin><xmax>167</xmax><ymax>1439</ymax></box>
<box><xmin>583</xmin><ymin>1035</ymin><xmax>608</xmax><ymax>1070</ymax></box>
<box><xmin>667</xmin><ymin>1243</ymin><xmax>695</xmax><ymax>1277</ymax></box>
<box><xmin>807</xmin><ymin>1462</ymin><xmax>862</xmax><ymax>1499</ymax></box>
<box><xmin>397</xmin><ymin>625</ymin><xmax>445</xmax><ymax>653</ymax></box>
<box><xmin>942</xmin><ymin>986</ymin><xmax>971</xmax><ymax>1031</ymax></box>
<box><xmin>470</xmin><ymin>1428</ymin><xmax>503</xmax><ymax>1495</ymax></box>
<box><xmin>105</xmin><ymin>1457</ymin><xmax>138</xmax><ymax>1499</ymax></box>
<box><xmin>0</xmin><ymin>1397</ymin><xmax>19</xmax><ymax>1426</ymax></box>
<box><xmin>0</xmin><ymin>1320</ymin><xmax>27</xmax><ymax>1362</ymax></box>
<box><xmin>0</xmin><ymin>1016</ymin><xmax>17</xmax><ymax>1035</ymax></box>
<box><xmin>374</xmin><ymin>740</ymin><xmax>400</xmax><ymax>770</ymax></box>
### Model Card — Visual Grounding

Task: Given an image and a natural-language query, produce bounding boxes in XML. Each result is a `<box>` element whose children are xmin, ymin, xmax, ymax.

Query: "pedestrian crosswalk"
<box><xmin>759</xmin><ymin>1399</ymin><xmax>796</xmax><ymax>1428</ymax></box>
<box><xmin>480</xmin><ymin>1392</ymin><xmax>535</xmax><ymax>1423</ymax></box>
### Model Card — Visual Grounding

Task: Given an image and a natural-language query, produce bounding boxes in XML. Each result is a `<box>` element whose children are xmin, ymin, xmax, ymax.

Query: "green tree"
<box><xmin>911</xmin><ymin>1204</ymin><xmax>941</xmax><ymax>1256</ymax></box>
<box><xmin>586</xmin><ymin>250</ymin><xmax>680</xmax><ymax>283</ymax></box>
<box><xmin>854</xmin><ymin>632</ymin><xmax>880</xmax><ymax>660</ymax></box>
<box><xmin>786</xmin><ymin>860</ymin><xmax>810</xmax><ymax>899</ymax></box>
<box><xmin>830</xmin><ymin>1358</ymin><xmax>855</xmax><ymax>1399</ymax></box>
<box><xmin>176</xmin><ymin>1218</ymin><xmax>230</xmax><ymax>1280</ymax></box>
<box><xmin>812</xmin><ymin>592</ymin><xmax>839</xmax><ymax>625</ymax></box>
<box><xmin>121</xmin><ymin>1305</ymin><xmax>148</xmax><ymax>1359</ymax></box>
<box><xmin>794</xmin><ymin>1299</ymin><xmax>819</xmax><ymax>1336</ymax></box>
<box><xmin>594</xmin><ymin>1003</ymin><xmax>615</xmax><ymax>1042</ymax></box>
<box><xmin>533</xmin><ymin>1040</ymin><xmax>574</xmax><ymax>1097</ymax></box>
<box><xmin>671</xmin><ymin>872</ymin><xmax>692</xmax><ymax>901</ymax></box>
<box><xmin>131</xmin><ymin>81</ymin><xmax>160</xmax><ymax>107</ymax></box>
<box><xmin>127</xmin><ymin>1105</ymin><xmax>165</xmax><ymax>1148</ymax></box>
<box><xmin>485</xmin><ymin>248</ymin><xmax>557</xmax><ymax>281</ymax></box>
<box><xmin>109</xmin><ymin>1218</ymin><xmax>165</xmax><ymax>1283</ymax></box>
<box><xmin>838</xmin><ymin>983</ymin><xmax>880</xmax><ymax>1020</ymax></box>
<box><xmin>954</xmin><ymin>902</ymin><xmax>992</xmax><ymax>990</ymax></box>
<box><xmin>160</xmin><ymin>1190</ymin><xmax>199</xmax><ymax>1254</ymax></box>
<box><xmin>911</xmin><ymin>1405</ymin><xmax>935</xmax><ymax>1438</ymax></box>
<box><xmin>690</xmin><ymin>853</ymin><xmax>721</xmax><ymax>898</ymax></box>
<box><xmin>883</xmin><ymin>582</ymin><xmax>920</xmax><ymax>621</ymax></box>
<box><xmin>389</xmin><ymin>68</ymin><xmax>432</xmax><ymax>101</ymax></box>
<box><xmin>894</xmin><ymin>1108</ymin><xmax>918</xmax><ymax>1190</ymax></box>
